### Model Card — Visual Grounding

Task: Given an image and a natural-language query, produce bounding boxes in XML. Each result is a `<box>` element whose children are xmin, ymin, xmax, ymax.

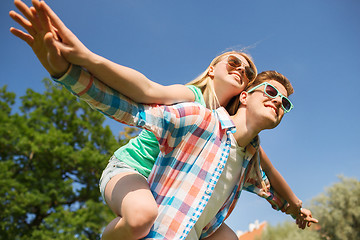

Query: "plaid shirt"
<box><xmin>54</xmin><ymin>65</ymin><xmax>289</xmax><ymax>239</ymax></box>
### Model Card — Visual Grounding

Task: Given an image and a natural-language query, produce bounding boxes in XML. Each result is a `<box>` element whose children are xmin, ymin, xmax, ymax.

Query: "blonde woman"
<box><xmin>10</xmin><ymin>1</ymin><xmax>313</xmax><ymax>239</ymax></box>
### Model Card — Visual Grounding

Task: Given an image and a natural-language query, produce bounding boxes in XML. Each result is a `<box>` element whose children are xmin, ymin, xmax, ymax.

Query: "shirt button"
<box><xmin>219</xmin><ymin>164</ymin><xmax>224</xmax><ymax>169</ymax></box>
<box><xmin>205</xmin><ymin>189</ymin><xmax>211</xmax><ymax>195</ymax></box>
<box><xmin>192</xmin><ymin>216</ymin><xmax>197</xmax><ymax>221</ymax></box>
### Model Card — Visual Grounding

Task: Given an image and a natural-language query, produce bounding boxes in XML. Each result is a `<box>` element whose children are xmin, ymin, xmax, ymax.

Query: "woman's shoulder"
<box><xmin>186</xmin><ymin>85</ymin><xmax>206</xmax><ymax>107</ymax></box>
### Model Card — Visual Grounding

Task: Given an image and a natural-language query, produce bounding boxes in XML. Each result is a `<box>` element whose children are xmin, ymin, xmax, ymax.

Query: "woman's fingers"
<box><xmin>32</xmin><ymin>0</ymin><xmax>52</xmax><ymax>33</ymax></box>
<box><xmin>40</xmin><ymin>1</ymin><xmax>69</xmax><ymax>36</ymax></box>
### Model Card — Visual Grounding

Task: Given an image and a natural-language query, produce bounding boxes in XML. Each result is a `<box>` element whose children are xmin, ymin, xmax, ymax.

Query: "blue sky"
<box><xmin>2</xmin><ymin>0</ymin><xmax>360</xmax><ymax>233</ymax></box>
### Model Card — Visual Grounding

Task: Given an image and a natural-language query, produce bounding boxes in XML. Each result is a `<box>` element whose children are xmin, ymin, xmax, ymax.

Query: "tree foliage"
<box><xmin>260</xmin><ymin>176</ymin><xmax>360</xmax><ymax>240</ymax></box>
<box><xmin>311</xmin><ymin>176</ymin><xmax>360</xmax><ymax>240</ymax></box>
<box><xmin>0</xmin><ymin>80</ymin><xmax>131</xmax><ymax>239</ymax></box>
<box><xmin>261</xmin><ymin>221</ymin><xmax>321</xmax><ymax>240</ymax></box>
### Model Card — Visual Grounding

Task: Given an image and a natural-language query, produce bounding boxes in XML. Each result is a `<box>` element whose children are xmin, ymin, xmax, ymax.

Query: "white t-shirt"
<box><xmin>186</xmin><ymin>134</ymin><xmax>245</xmax><ymax>239</ymax></box>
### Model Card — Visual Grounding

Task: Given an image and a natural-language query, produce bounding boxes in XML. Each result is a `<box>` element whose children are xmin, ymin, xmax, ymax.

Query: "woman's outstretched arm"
<box><xmin>38</xmin><ymin>0</ymin><xmax>195</xmax><ymax>104</ymax></box>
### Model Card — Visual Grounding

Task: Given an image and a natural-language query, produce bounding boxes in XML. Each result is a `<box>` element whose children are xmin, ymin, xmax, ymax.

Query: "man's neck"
<box><xmin>230</xmin><ymin>109</ymin><xmax>261</xmax><ymax>148</ymax></box>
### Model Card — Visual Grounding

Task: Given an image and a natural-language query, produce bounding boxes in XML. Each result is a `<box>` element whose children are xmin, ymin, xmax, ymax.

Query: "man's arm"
<box><xmin>243</xmin><ymin>149</ymin><xmax>318</xmax><ymax>229</ymax></box>
<box><xmin>11</xmin><ymin>0</ymin><xmax>194</xmax><ymax>104</ymax></box>
<box><xmin>10</xmin><ymin>0</ymin><xmax>198</xmax><ymax>145</ymax></box>
<box><xmin>259</xmin><ymin>147</ymin><xmax>302</xmax><ymax>214</ymax></box>
<box><xmin>38</xmin><ymin>0</ymin><xmax>195</xmax><ymax>105</ymax></box>
<box><xmin>10</xmin><ymin>0</ymin><xmax>69</xmax><ymax>78</ymax></box>
<box><xmin>53</xmin><ymin>64</ymin><xmax>167</xmax><ymax>137</ymax></box>
<box><xmin>258</xmin><ymin>147</ymin><xmax>318</xmax><ymax>228</ymax></box>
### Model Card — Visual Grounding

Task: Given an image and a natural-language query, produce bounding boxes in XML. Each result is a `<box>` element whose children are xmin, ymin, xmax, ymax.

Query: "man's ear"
<box><xmin>239</xmin><ymin>91</ymin><xmax>248</xmax><ymax>106</ymax></box>
<box><xmin>208</xmin><ymin>66</ymin><xmax>215</xmax><ymax>78</ymax></box>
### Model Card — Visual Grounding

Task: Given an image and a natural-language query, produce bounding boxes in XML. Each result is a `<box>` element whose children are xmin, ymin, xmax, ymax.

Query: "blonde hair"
<box><xmin>186</xmin><ymin>51</ymin><xmax>257</xmax><ymax>115</ymax></box>
<box><xmin>247</xmin><ymin>70</ymin><xmax>294</xmax><ymax>96</ymax></box>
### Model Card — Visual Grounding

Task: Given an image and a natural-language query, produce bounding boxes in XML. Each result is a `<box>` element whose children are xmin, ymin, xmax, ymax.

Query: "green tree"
<box><xmin>0</xmin><ymin>80</ymin><xmax>131</xmax><ymax>239</ymax></box>
<box><xmin>261</xmin><ymin>221</ymin><xmax>321</xmax><ymax>240</ymax></box>
<box><xmin>260</xmin><ymin>176</ymin><xmax>360</xmax><ymax>240</ymax></box>
<box><xmin>311</xmin><ymin>176</ymin><xmax>360</xmax><ymax>240</ymax></box>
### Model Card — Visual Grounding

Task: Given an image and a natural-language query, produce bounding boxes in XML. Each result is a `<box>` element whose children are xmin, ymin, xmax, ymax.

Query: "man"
<box><xmin>53</xmin><ymin>64</ymin><xmax>315</xmax><ymax>239</ymax></box>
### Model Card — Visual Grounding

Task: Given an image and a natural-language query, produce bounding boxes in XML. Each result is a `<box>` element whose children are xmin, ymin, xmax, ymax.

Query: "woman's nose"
<box><xmin>236</xmin><ymin>66</ymin><xmax>245</xmax><ymax>75</ymax></box>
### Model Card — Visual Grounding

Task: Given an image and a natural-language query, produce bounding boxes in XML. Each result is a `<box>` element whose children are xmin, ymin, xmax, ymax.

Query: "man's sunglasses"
<box><xmin>247</xmin><ymin>82</ymin><xmax>293</xmax><ymax>113</ymax></box>
<box><xmin>226</xmin><ymin>55</ymin><xmax>256</xmax><ymax>82</ymax></box>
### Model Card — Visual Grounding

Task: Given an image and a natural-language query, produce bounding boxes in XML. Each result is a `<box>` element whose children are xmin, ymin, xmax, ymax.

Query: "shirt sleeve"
<box><xmin>243</xmin><ymin>154</ymin><xmax>290</xmax><ymax>216</ymax></box>
<box><xmin>186</xmin><ymin>85</ymin><xmax>206</xmax><ymax>107</ymax></box>
<box><xmin>52</xmin><ymin>64</ymin><xmax>169</xmax><ymax>140</ymax></box>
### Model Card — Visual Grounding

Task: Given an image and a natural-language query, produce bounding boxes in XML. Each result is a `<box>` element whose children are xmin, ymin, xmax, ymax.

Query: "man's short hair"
<box><xmin>247</xmin><ymin>71</ymin><xmax>294</xmax><ymax>96</ymax></box>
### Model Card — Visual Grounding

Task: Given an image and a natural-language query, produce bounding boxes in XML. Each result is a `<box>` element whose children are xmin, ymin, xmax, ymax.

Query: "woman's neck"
<box><xmin>214</xmin><ymin>85</ymin><xmax>236</xmax><ymax>108</ymax></box>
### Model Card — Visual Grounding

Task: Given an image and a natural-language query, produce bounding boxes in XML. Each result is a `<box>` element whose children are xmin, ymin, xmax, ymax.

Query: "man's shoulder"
<box><xmin>170</xmin><ymin>101</ymin><xmax>210</xmax><ymax>115</ymax></box>
<box><xmin>164</xmin><ymin>102</ymin><xmax>217</xmax><ymax>125</ymax></box>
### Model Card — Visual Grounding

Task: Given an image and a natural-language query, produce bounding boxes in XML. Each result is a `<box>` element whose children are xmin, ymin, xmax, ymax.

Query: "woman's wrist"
<box><xmin>82</xmin><ymin>52</ymin><xmax>102</xmax><ymax>71</ymax></box>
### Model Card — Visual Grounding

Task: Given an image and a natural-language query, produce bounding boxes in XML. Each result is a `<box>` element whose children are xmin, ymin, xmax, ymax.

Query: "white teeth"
<box><xmin>231</xmin><ymin>73</ymin><xmax>241</xmax><ymax>81</ymax></box>
<box><xmin>233</xmin><ymin>74</ymin><xmax>240</xmax><ymax>81</ymax></box>
<box><xmin>267</xmin><ymin>106</ymin><xmax>276</xmax><ymax>114</ymax></box>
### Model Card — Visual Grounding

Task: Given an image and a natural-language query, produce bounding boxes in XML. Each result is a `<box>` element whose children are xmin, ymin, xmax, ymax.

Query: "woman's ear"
<box><xmin>208</xmin><ymin>66</ymin><xmax>215</xmax><ymax>78</ymax></box>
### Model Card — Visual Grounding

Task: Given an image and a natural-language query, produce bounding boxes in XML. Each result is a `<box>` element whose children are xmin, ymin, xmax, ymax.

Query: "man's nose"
<box><xmin>271</xmin><ymin>96</ymin><xmax>282</xmax><ymax>107</ymax></box>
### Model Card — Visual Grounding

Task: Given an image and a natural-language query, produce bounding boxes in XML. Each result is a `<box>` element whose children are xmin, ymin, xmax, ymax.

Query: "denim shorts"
<box><xmin>99</xmin><ymin>155</ymin><xmax>143</xmax><ymax>201</ymax></box>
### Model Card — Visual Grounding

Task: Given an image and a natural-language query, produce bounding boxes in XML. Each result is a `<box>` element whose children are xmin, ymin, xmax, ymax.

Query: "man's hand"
<box><xmin>284</xmin><ymin>203</ymin><xmax>318</xmax><ymax>229</ymax></box>
<box><xmin>38</xmin><ymin>0</ymin><xmax>95</xmax><ymax>69</ymax></box>
<box><xmin>295</xmin><ymin>208</ymin><xmax>319</xmax><ymax>229</ymax></box>
<box><xmin>284</xmin><ymin>200</ymin><xmax>302</xmax><ymax>217</ymax></box>
<box><xmin>9</xmin><ymin>0</ymin><xmax>69</xmax><ymax>77</ymax></box>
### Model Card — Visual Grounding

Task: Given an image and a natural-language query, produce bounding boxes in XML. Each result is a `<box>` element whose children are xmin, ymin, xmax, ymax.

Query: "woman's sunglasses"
<box><xmin>247</xmin><ymin>82</ymin><xmax>293</xmax><ymax>113</ymax></box>
<box><xmin>226</xmin><ymin>55</ymin><xmax>256</xmax><ymax>82</ymax></box>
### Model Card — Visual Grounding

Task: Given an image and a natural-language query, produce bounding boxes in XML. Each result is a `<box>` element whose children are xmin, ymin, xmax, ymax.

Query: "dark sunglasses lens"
<box><xmin>245</xmin><ymin>66</ymin><xmax>255</xmax><ymax>81</ymax></box>
<box><xmin>282</xmin><ymin>98</ymin><xmax>291</xmax><ymax>111</ymax></box>
<box><xmin>227</xmin><ymin>56</ymin><xmax>242</xmax><ymax>68</ymax></box>
<box><xmin>265</xmin><ymin>85</ymin><xmax>278</xmax><ymax>97</ymax></box>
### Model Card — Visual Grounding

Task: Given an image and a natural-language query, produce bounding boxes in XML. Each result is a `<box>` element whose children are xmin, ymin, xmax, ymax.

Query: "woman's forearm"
<box><xmin>39</xmin><ymin>0</ymin><xmax>194</xmax><ymax>105</ymax></box>
<box><xmin>81</xmin><ymin>53</ymin><xmax>195</xmax><ymax>105</ymax></box>
<box><xmin>83</xmin><ymin>53</ymin><xmax>156</xmax><ymax>102</ymax></box>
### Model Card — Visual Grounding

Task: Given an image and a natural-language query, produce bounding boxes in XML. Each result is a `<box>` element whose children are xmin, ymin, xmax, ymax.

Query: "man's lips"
<box><xmin>264</xmin><ymin>104</ymin><xmax>278</xmax><ymax>115</ymax></box>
